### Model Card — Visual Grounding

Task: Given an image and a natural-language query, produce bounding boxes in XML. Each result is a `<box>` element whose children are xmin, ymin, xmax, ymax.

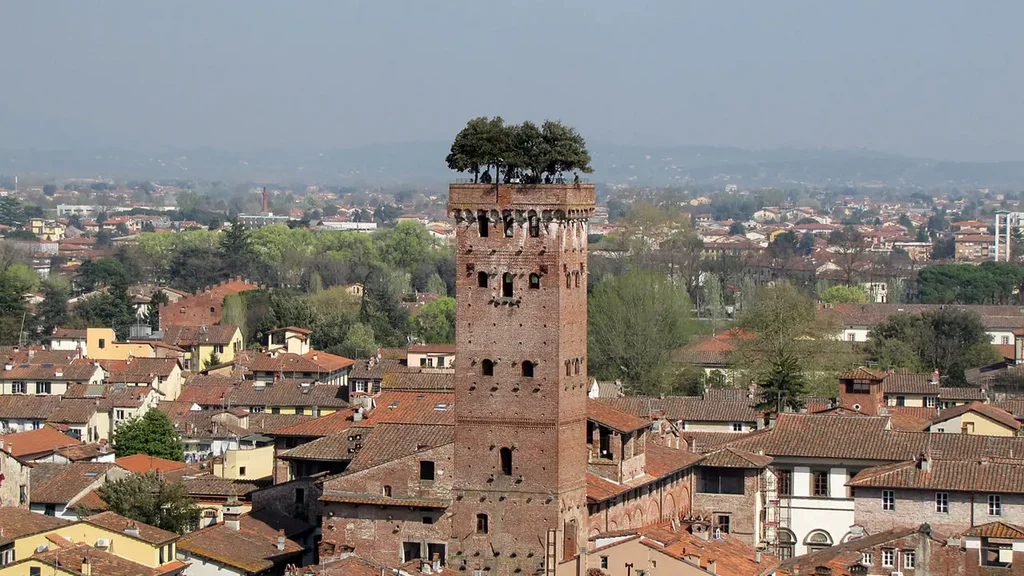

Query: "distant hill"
<box><xmin>3</xmin><ymin>143</ymin><xmax>1024</xmax><ymax>188</ymax></box>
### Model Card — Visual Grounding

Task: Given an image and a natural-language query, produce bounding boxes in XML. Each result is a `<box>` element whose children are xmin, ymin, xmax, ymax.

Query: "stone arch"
<box><xmin>631</xmin><ymin>508</ymin><xmax>644</xmax><ymax>529</ymax></box>
<box><xmin>664</xmin><ymin>493</ymin><xmax>678</xmax><ymax>519</ymax></box>
<box><xmin>804</xmin><ymin>529</ymin><xmax>833</xmax><ymax>551</ymax></box>
<box><xmin>645</xmin><ymin>500</ymin><xmax>660</xmax><ymax>524</ymax></box>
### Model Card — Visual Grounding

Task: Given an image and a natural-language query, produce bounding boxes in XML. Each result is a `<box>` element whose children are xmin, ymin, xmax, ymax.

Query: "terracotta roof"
<box><xmin>0</xmin><ymin>360</ymin><xmax>99</xmax><ymax>381</ymax></box>
<box><xmin>598</xmin><ymin>396</ymin><xmax>759</xmax><ymax>423</ymax></box>
<box><xmin>347</xmin><ymin>423</ymin><xmax>453</xmax><ymax>472</ymax></box>
<box><xmin>0</xmin><ymin>394</ymin><xmax>60</xmax><ymax>419</ymax></box>
<box><xmin>30</xmin><ymin>461</ymin><xmax>120</xmax><ymax>504</ymax></box>
<box><xmin>2</xmin><ymin>349</ymin><xmax>83</xmax><ymax>365</ymax></box>
<box><xmin>244</xmin><ymin>413</ymin><xmax>312</xmax><ymax>434</ymax></box>
<box><xmin>699</xmin><ymin>447</ymin><xmax>773</xmax><ymax>468</ymax></box>
<box><xmin>301</xmin><ymin>350</ymin><xmax>355</xmax><ymax>372</ymax></box>
<box><xmin>269</xmin><ymin>326</ymin><xmax>313</xmax><ymax>335</ymax></box>
<box><xmin>268</xmin><ymin>409</ymin><xmax>357</xmax><ymax>437</ymax></box>
<box><xmin>679</xmin><ymin>431</ymin><xmax>758</xmax><ymax>453</ymax></box>
<box><xmin>963</xmin><ymin>521</ymin><xmax>1024</xmax><ymax>539</ymax></box>
<box><xmin>0</xmin><ymin>426</ymin><xmax>82</xmax><ymax>458</ymax></box>
<box><xmin>46</xmin><ymin>398</ymin><xmax>100</xmax><ymax>424</ymax></box>
<box><xmin>239</xmin><ymin>352</ymin><xmax>344</xmax><ymax>376</ymax></box>
<box><xmin>116</xmin><ymin>454</ymin><xmax>187</xmax><ymax>474</ymax></box>
<box><xmin>587</xmin><ymin>399</ymin><xmax>649</xmax><ymax>433</ymax></box>
<box><xmin>848</xmin><ymin>458</ymin><xmax>1024</xmax><ymax>494</ymax></box>
<box><xmin>376</xmin><ymin>347</ymin><xmax>407</xmax><ymax>361</ymax></box>
<box><xmin>179</xmin><ymin>375</ymin><xmax>240</xmax><ymax>406</ymax></box>
<box><xmin>725</xmin><ymin>413</ymin><xmax>1024</xmax><ymax>462</ymax></box>
<box><xmin>995</xmin><ymin>399</ymin><xmax>1024</xmax><ymax>418</ymax></box>
<box><xmin>53</xmin><ymin>327</ymin><xmax>87</xmax><ymax>339</ymax></box>
<box><xmin>644</xmin><ymin>443</ymin><xmax>704</xmax><ymax>477</ymax></box>
<box><xmin>177</xmin><ymin>515</ymin><xmax>304</xmax><ymax>573</ymax></box>
<box><xmin>597</xmin><ymin>521</ymin><xmax>779</xmax><ymax>576</ymax></box>
<box><xmin>349</xmin><ymin>357</ymin><xmax>407</xmax><ymax>381</ymax></box>
<box><xmin>162</xmin><ymin>324</ymin><xmax>240</xmax><ymax>346</ymax></box>
<box><xmin>0</xmin><ymin>506</ymin><xmax>73</xmax><ymax>546</ymax></box>
<box><xmin>84</xmin><ymin>510</ymin><xmax>178</xmax><ymax>544</ymax></box>
<box><xmin>100</xmin><ymin>358</ymin><xmax>180</xmax><ymax>381</ymax></box>
<box><xmin>882</xmin><ymin>372</ymin><xmax>938</xmax><ymax>394</ymax></box>
<box><xmin>28</xmin><ymin>542</ymin><xmax>163</xmax><ymax>576</ymax></box>
<box><xmin>380</xmin><ymin>370</ymin><xmax>454</xmax><ymax>392</ymax></box>
<box><xmin>176</xmin><ymin>411</ymin><xmax>249</xmax><ymax>439</ymax></box>
<box><xmin>296</xmin><ymin>555</ymin><xmax>388</xmax><ymax>576</ymax></box>
<box><xmin>75</xmin><ymin>488</ymin><xmax>109</xmax><ymax>512</ymax></box>
<box><xmin>223</xmin><ymin>381</ymin><xmax>348</xmax><ymax>409</ymax></box>
<box><xmin>941</xmin><ymin>386</ymin><xmax>988</xmax><ymax>401</ymax></box>
<box><xmin>63</xmin><ymin>443</ymin><xmax>110</xmax><ymax>462</ymax></box>
<box><xmin>779</xmin><ymin>525</ymin><xmax>950</xmax><ymax>575</ymax></box>
<box><xmin>279</xmin><ymin>427</ymin><xmax>373</xmax><ymax>462</ymax></box>
<box><xmin>931</xmin><ymin>401</ymin><xmax>1021</xmax><ymax>430</ymax></box>
<box><xmin>361</xmin><ymin>391</ymin><xmax>456</xmax><ymax>426</ymax></box>
<box><xmin>183</xmin><ymin>476</ymin><xmax>271</xmax><ymax>498</ymax></box>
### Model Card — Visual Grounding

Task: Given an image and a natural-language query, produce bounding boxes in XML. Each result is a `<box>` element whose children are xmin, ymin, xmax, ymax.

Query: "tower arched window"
<box><xmin>476</xmin><ymin>514</ymin><xmax>489</xmax><ymax>534</ymax></box>
<box><xmin>477</xmin><ymin>210</ymin><xmax>489</xmax><ymax>237</ymax></box>
<box><xmin>528</xmin><ymin>214</ymin><xmax>540</xmax><ymax>238</ymax></box>
<box><xmin>481</xmin><ymin>359</ymin><xmax>494</xmax><ymax>376</ymax></box>
<box><xmin>566</xmin><ymin>274</ymin><xmax>572</xmax><ymax>289</ymax></box>
<box><xmin>502</xmin><ymin>273</ymin><xmax>514</xmax><ymax>298</ymax></box>
<box><xmin>499</xmin><ymin>447</ymin><xmax>513</xmax><ymax>476</ymax></box>
<box><xmin>521</xmin><ymin>361</ymin><xmax>534</xmax><ymax>378</ymax></box>
<box><xmin>529</xmin><ymin>273</ymin><xmax>541</xmax><ymax>289</ymax></box>
<box><xmin>504</xmin><ymin>212</ymin><xmax>514</xmax><ymax>238</ymax></box>
<box><xmin>574</xmin><ymin>271</ymin><xmax>580</xmax><ymax>288</ymax></box>
<box><xmin>477</xmin><ymin>271</ymin><xmax>489</xmax><ymax>288</ymax></box>
<box><xmin>566</xmin><ymin>361</ymin><xmax>571</xmax><ymax>377</ymax></box>
<box><xmin>574</xmin><ymin>359</ymin><xmax>581</xmax><ymax>375</ymax></box>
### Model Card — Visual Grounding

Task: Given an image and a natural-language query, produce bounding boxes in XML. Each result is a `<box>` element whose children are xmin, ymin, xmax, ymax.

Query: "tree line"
<box><xmin>446</xmin><ymin>117</ymin><xmax>592</xmax><ymax>183</ymax></box>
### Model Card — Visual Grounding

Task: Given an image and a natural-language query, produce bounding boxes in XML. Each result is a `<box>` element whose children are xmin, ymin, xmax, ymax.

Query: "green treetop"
<box><xmin>446</xmin><ymin>117</ymin><xmax>592</xmax><ymax>183</ymax></box>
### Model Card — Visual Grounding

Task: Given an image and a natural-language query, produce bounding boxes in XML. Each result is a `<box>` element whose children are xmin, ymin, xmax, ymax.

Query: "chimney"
<box><xmin>223</xmin><ymin>496</ymin><xmax>242</xmax><ymax>531</ymax></box>
<box><xmin>919</xmin><ymin>452</ymin><xmax>932</xmax><ymax>472</ymax></box>
<box><xmin>432</xmin><ymin>553</ymin><xmax>441</xmax><ymax>572</ymax></box>
<box><xmin>262</xmin><ymin>187</ymin><xmax>268</xmax><ymax>213</ymax></box>
<box><xmin>930</xmin><ymin>369</ymin><xmax>940</xmax><ymax>385</ymax></box>
<box><xmin>755</xmin><ymin>551</ymin><xmax>761</xmax><ymax>564</ymax></box>
<box><xmin>276</xmin><ymin>530</ymin><xmax>286</xmax><ymax>551</ymax></box>
<box><xmin>124</xmin><ymin>522</ymin><xmax>141</xmax><ymax>538</ymax></box>
<box><xmin>81</xmin><ymin>556</ymin><xmax>91</xmax><ymax>576</ymax></box>
<box><xmin>707</xmin><ymin>559</ymin><xmax>717</xmax><ymax>574</ymax></box>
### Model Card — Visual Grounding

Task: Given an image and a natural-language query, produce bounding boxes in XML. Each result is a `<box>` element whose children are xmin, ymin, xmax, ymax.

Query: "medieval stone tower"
<box><xmin>448</xmin><ymin>183</ymin><xmax>595</xmax><ymax>576</ymax></box>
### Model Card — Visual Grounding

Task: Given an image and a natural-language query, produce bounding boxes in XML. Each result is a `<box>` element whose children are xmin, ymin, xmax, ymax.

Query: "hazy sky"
<box><xmin>1</xmin><ymin>1</ymin><xmax>1021</xmax><ymax>161</ymax></box>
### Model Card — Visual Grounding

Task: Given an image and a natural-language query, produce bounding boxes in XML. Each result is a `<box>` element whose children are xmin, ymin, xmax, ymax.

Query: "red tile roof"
<box><xmin>84</xmin><ymin>510</ymin><xmax>179</xmax><ymax>544</ymax></box>
<box><xmin>28</xmin><ymin>542</ymin><xmax>163</xmax><ymax>576</ymax></box>
<box><xmin>963</xmin><ymin>521</ymin><xmax>1024</xmax><ymax>539</ymax></box>
<box><xmin>177</xmin><ymin>515</ymin><xmax>304</xmax><ymax>573</ymax></box>
<box><xmin>848</xmin><ymin>457</ymin><xmax>1024</xmax><ymax>494</ymax></box>
<box><xmin>587</xmin><ymin>399</ymin><xmax>649</xmax><ymax>433</ymax></box>
<box><xmin>30</xmin><ymin>461</ymin><xmax>120</xmax><ymax>504</ymax></box>
<box><xmin>162</xmin><ymin>324</ymin><xmax>240</xmax><ymax>346</ymax></box>
<box><xmin>361</xmin><ymin>391</ymin><xmax>455</xmax><ymax>426</ymax></box>
<box><xmin>116</xmin><ymin>454</ymin><xmax>188</xmax><ymax>474</ymax></box>
<box><xmin>930</xmin><ymin>401</ymin><xmax>1021</xmax><ymax>431</ymax></box>
<box><xmin>267</xmin><ymin>408</ymin><xmax>357</xmax><ymax>437</ymax></box>
<box><xmin>346</xmin><ymin>423</ymin><xmax>453</xmax><ymax>472</ymax></box>
<box><xmin>0</xmin><ymin>426</ymin><xmax>82</xmax><ymax>458</ymax></box>
<box><xmin>0</xmin><ymin>507</ymin><xmax>73</xmax><ymax>546</ymax></box>
<box><xmin>379</xmin><ymin>370</ymin><xmax>454</xmax><ymax>392</ymax></box>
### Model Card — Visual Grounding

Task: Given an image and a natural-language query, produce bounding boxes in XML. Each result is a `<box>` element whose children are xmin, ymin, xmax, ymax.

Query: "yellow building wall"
<box><xmin>962</xmin><ymin>412</ymin><xmax>1017</xmax><ymax>437</ymax></box>
<box><xmin>12</xmin><ymin>531</ymin><xmax>57</xmax><ymax>562</ymax></box>
<box><xmin>48</xmin><ymin>523</ymin><xmax>174</xmax><ymax>568</ymax></box>
<box><xmin>584</xmin><ymin>537</ymin><xmax>704</xmax><ymax>576</ymax></box>
<box><xmin>85</xmin><ymin>328</ymin><xmax>118</xmax><ymax>359</ymax></box>
<box><xmin>217</xmin><ymin>445</ymin><xmax>274</xmax><ymax>480</ymax></box>
<box><xmin>265</xmin><ymin>406</ymin><xmax>337</xmax><ymax>416</ymax></box>
<box><xmin>194</xmin><ymin>328</ymin><xmax>243</xmax><ymax>369</ymax></box>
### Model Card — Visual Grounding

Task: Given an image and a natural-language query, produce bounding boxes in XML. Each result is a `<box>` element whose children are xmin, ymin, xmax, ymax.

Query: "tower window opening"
<box><xmin>574</xmin><ymin>271</ymin><xmax>580</xmax><ymax>288</ymax></box>
<box><xmin>504</xmin><ymin>213</ymin><xmax>514</xmax><ymax>238</ymax></box>
<box><xmin>478</xmin><ymin>271</ymin><xmax>489</xmax><ymax>288</ymax></box>
<box><xmin>502</xmin><ymin>273</ymin><xmax>514</xmax><ymax>298</ymax></box>
<box><xmin>529</xmin><ymin>215</ymin><xmax>540</xmax><ymax>237</ymax></box>
<box><xmin>574</xmin><ymin>359</ymin><xmax>581</xmax><ymax>375</ymax></box>
<box><xmin>482</xmin><ymin>359</ymin><xmax>494</xmax><ymax>376</ymax></box>
<box><xmin>499</xmin><ymin>447</ymin><xmax>513</xmax><ymax>476</ymax></box>
<box><xmin>566</xmin><ymin>362</ymin><xmax>571</xmax><ymax>377</ymax></box>
<box><xmin>522</xmin><ymin>361</ymin><xmax>535</xmax><ymax>378</ymax></box>
<box><xmin>566</xmin><ymin>274</ymin><xmax>572</xmax><ymax>289</ymax></box>
<box><xmin>529</xmin><ymin>273</ymin><xmax>541</xmax><ymax>289</ymax></box>
<box><xmin>477</xmin><ymin>211</ymin><xmax>489</xmax><ymax>237</ymax></box>
<box><xmin>476</xmin><ymin>514</ymin><xmax>489</xmax><ymax>534</ymax></box>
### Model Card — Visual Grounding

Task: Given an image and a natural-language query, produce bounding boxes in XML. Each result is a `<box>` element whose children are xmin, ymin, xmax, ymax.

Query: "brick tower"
<box><xmin>448</xmin><ymin>183</ymin><xmax>595</xmax><ymax>576</ymax></box>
